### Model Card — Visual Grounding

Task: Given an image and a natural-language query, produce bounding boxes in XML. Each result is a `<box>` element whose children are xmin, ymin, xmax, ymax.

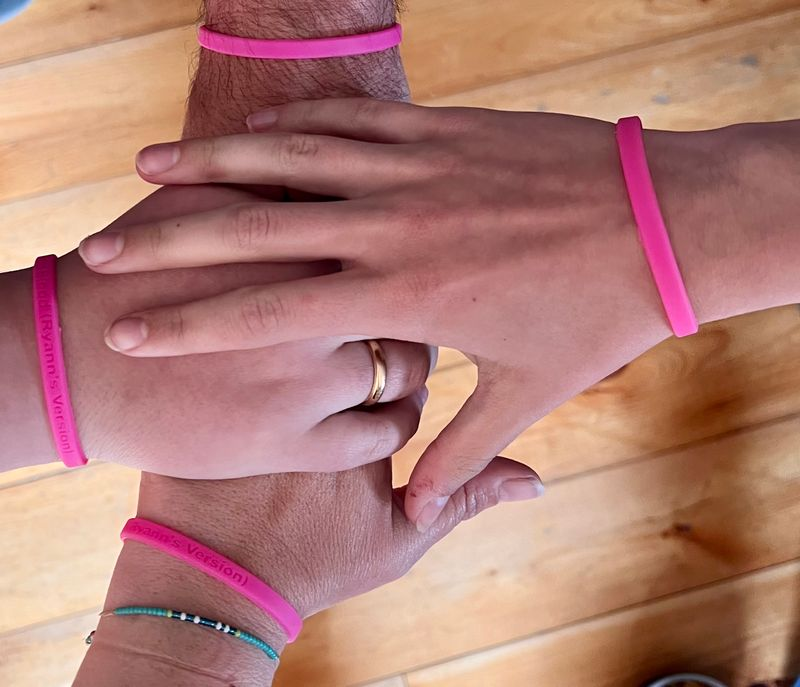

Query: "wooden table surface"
<box><xmin>1</xmin><ymin>2</ymin><xmax>799</xmax><ymax>685</ymax></box>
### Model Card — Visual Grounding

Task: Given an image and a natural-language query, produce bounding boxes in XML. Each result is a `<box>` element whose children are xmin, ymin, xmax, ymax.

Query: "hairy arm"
<box><xmin>184</xmin><ymin>0</ymin><xmax>407</xmax><ymax>138</ymax></box>
<box><xmin>74</xmin><ymin>0</ymin><xmax>410</xmax><ymax>684</ymax></box>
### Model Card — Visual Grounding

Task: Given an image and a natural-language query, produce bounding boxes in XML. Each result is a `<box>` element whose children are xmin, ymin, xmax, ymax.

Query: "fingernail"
<box><xmin>499</xmin><ymin>478</ymin><xmax>545</xmax><ymax>502</ymax></box>
<box><xmin>415</xmin><ymin>496</ymin><xmax>448</xmax><ymax>533</ymax></box>
<box><xmin>136</xmin><ymin>143</ymin><xmax>180</xmax><ymax>175</ymax></box>
<box><xmin>105</xmin><ymin>318</ymin><xmax>148</xmax><ymax>352</ymax></box>
<box><xmin>246</xmin><ymin>109</ymin><xmax>278</xmax><ymax>132</ymax></box>
<box><xmin>78</xmin><ymin>232</ymin><xmax>124</xmax><ymax>266</ymax></box>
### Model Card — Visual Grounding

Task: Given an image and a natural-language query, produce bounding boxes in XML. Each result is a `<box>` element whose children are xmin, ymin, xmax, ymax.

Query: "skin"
<box><xmin>77</xmin><ymin>103</ymin><xmax>800</xmax><ymax>531</ymax></box>
<box><xmin>71</xmin><ymin>1</ymin><xmax>544</xmax><ymax>685</ymax></box>
<box><xmin>0</xmin><ymin>184</ymin><xmax>432</xmax><ymax>477</ymax></box>
<box><xmin>75</xmin><ymin>457</ymin><xmax>542</xmax><ymax>686</ymax></box>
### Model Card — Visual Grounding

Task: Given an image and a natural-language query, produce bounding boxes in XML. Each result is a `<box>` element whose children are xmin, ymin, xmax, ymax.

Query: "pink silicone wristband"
<box><xmin>121</xmin><ymin>518</ymin><xmax>303</xmax><ymax>642</ymax></box>
<box><xmin>198</xmin><ymin>23</ymin><xmax>402</xmax><ymax>60</ymax></box>
<box><xmin>32</xmin><ymin>255</ymin><xmax>88</xmax><ymax>468</ymax></box>
<box><xmin>615</xmin><ymin>116</ymin><xmax>698</xmax><ymax>337</ymax></box>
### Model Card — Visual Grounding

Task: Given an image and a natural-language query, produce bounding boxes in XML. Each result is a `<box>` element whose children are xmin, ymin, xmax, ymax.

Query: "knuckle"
<box><xmin>294</xmin><ymin>102</ymin><xmax>320</xmax><ymax>128</ymax></box>
<box><xmin>157</xmin><ymin>306</ymin><xmax>187</xmax><ymax>343</ymax></box>
<box><xmin>392</xmin><ymin>350</ymin><xmax>430</xmax><ymax>394</ymax></box>
<box><xmin>277</xmin><ymin>134</ymin><xmax>320</xmax><ymax>173</ymax></box>
<box><xmin>199</xmin><ymin>137</ymin><xmax>221</xmax><ymax>178</ymax></box>
<box><xmin>457</xmin><ymin>481</ymin><xmax>499</xmax><ymax>521</ymax></box>
<box><xmin>227</xmin><ymin>203</ymin><xmax>275</xmax><ymax>254</ymax></box>
<box><xmin>235</xmin><ymin>288</ymin><xmax>290</xmax><ymax>339</ymax></box>
<box><xmin>145</xmin><ymin>221</ymin><xmax>165</xmax><ymax>259</ymax></box>
<box><xmin>352</xmin><ymin>99</ymin><xmax>383</xmax><ymax>124</ymax></box>
<box><xmin>364</xmin><ymin>416</ymin><xmax>396</xmax><ymax>458</ymax></box>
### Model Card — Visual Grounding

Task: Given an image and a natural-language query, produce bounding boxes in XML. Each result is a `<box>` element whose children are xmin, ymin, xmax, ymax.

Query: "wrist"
<box><xmin>136</xmin><ymin>472</ymin><xmax>320</xmax><ymax>619</ymax></box>
<box><xmin>185</xmin><ymin>1</ymin><xmax>406</xmax><ymax>138</ymax></box>
<box><xmin>203</xmin><ymin>0</ymin><xmax>396</xmax><ymax>39</ymax></box>
<box><xmin>644</xmin><ymin>121</ymin><xmax>800</xmax><ymax>326</ymax></box>
<box><xmin>0</xmin><ymin>267</ymin><xmax>57</xmax><ymax>471</ymax></box>
<box><xmin>92</xmin><ymin>540</ymin><xmax>285</xmax><ymax>686</ymax></box>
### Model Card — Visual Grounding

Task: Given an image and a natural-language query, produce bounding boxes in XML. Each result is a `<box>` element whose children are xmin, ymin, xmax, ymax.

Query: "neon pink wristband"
<box><xmin>32</xmin><ymin>255</ymin><xmax>88</xmax><ymax>468</ymax></box>
<box><xmin>615</xmin><ymin>116</ymin><xmax>698</xmax><ymax>337</ymax></box>
<box><xmin>121</xmin><ymin>518</ymin><xmax>303</xmax><ymax>642</ymax></box>
<box><xmin>198</xmin><ymin>23</ymin><xmax>402</xmax><ymax>60</ymax></box>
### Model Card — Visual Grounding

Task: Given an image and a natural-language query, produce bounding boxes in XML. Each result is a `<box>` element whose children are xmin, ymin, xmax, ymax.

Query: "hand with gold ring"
<box><xmin>0</xmin><ymin>183</ymin><xmax>435</xmax><ymax>479</ymax></box>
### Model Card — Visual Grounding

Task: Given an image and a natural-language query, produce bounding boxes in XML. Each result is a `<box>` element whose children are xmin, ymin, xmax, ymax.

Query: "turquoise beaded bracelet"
<box><xmin>86</xmin><ymin>606</ymin><xmax>280</xmax><ymax>662</ymax></box>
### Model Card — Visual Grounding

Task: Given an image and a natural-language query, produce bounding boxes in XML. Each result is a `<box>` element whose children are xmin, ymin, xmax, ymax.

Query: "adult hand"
<box><xmin>80</xmin><ymin>455</ymin><xmax>543</xmax><ymax>686</ymax></box>
<box><xmin>54</xmin><ymin>183</ymin><xmax>432</xmax><ymax>478</ymax></box>
<box><xmin>77</xmin><ymin>99</ymin><xmax>752</xmax><ymax>528</ymax></box>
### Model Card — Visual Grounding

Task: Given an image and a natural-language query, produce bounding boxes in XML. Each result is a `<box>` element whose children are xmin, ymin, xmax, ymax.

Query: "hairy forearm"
<box><xmin>184</xmin><ymin>0</ymin><xmax>408</xmax><ymax>137</ymax></box>
<box><xmin>80</xmin><ymin>2</ymin><xmax>410</xmax><ymax>683</ymax></box>
<box><xmin>0</xmin><ymin>268</ymin><xmax>57</xmax><ymax>471</ymax></box>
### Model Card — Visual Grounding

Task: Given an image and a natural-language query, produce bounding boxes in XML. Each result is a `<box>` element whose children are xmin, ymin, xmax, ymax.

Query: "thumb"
<box><xmin>404</xmin><ymin>374</ymin><xmax>537</xmax><ymax>532</ymax></box>
<box><xmin>397</xmin><ymin>456</ymin><xmax>544</xmax><ymax>555</ymax></box>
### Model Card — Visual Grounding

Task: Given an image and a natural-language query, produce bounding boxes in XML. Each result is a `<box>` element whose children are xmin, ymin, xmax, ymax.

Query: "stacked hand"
<box><xmin>51</xmin><ymin>183</ymin><xmax>434</xmax><ymax>478</ymax></box>
<box><xmin>79</xmin><ymin>99</ymin><xmax>728</xmax><ymax>528</ymax></box>
<box><xmin>81</xmin><ymin>453</ymin><xmax>542</xmax><ymax>686</ymax></box>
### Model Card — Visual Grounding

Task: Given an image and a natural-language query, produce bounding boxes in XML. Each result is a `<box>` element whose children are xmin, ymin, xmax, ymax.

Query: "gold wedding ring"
<box><xmin>362</xmin><ymin>340</ymin><xmax>388</xmax><ymax>406</ymax></box>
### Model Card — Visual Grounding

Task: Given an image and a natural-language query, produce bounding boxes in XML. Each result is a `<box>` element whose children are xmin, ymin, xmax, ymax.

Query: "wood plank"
<box><xmin>1</xmin><ymin>8</ymin><xmax>799</xmax><ymax>207</ymax></box>
<box><xmin>1</xmin><ymin>606</ymin><xmax>411</xmax><ymax>687</ymax></box>
<box><xmin>428</xmin><ymin>9</ymin><xmax>800</xmax><ymax>129</ymax></box>
<box><xmin>0</xmin><ymin>610</ymin><xmax>97</xmax><ymax>687</ymax></box>
<box><xmin>359</xmin><ymin>678</ymin><xmax>407</xmax><ymax>687</ymax></box>
<box><xmin>394</xmin><ymin>306</ymin><xmax>800</xmax><ymax>485</ymax></box>
<box><xmin>0</xmin><ymin>27</ymin><xmax>192</xmax><ymax>205</ymax></box>
<box><xmin>405</xmin><ymin>560</ymin><xmax>800</xmax><ymax>687</ymax></box>
<box><xmin>403</xmin><ymin>1</ymin><xmax>798</xmax><ymax>99</ymax></box>
<box><xmin>0</xmin><ymin>463</ymin><xmax>138</xmax><ymax>633</ymax></box>
<box><xmin>271</xmin><ymin>416</ymin><xmax>800</xmax><ymax>685</ymax></box>
<box><xmin>5</xmin><ymin>413</ymin><xmax>797</xmax><ymax>682</ymax></box>
<box><xmin>1</xmin><ymin>0</ymin><xmax>793</xmax><ymax>94</ymax></box>
<box><xmin>0</xmin><ymin>463</ymin><xmax>66</xmax><ymax>489</ymax></box>
<box><xmin>0</xmin><ymin>175</ymin><xmax>151</xmax><ymax>271</ymax></box>
<box><xmin>0</xmin><ymin>0</ymin><xmax>197</xmax><ymax>67</ymax></box>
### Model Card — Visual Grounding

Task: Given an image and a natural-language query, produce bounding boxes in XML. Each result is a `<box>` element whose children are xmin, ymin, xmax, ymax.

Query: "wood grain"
<box><xmin>2</xmin><ymin>2</ymin><xmax>800</xmax><ymax>686</ymax></box>
<box><xmin>0</xmin><ymin>175</ymin><xmax>152</xmax><ymax>271</ymax></box>
<box><xmin>1</xmin><ymin>0</ymin><xmax>793</xmax><ymax>95</ymax></box>
<box><xmin>405</xmin><ymin>560</ymin><xmax>800</xmax><ymax>687</ymax></box>
<box><xmin>361</xmin><ymin>679</ymin><xmax>407</xmax><ymax>687</ymax></box>
<box><xmin>6</xmin><ymin>413</ymin><xmax>797</xmax><ymax>682</ymax></box>
<box><xmin>1</xmin><ymin>7</ymin><xmax>798</xmax><ymax>208</ymax></box>
<box><xmin>428</xmin><ymin>9</ymin><xmax>800</xmax><ymax>130</ymax></box>
<box><xmin>1</xmin><ymin>609</ymin><xmax>413</xmax><ymax>687</ymax></box>
<box><xmin>403</xmin><ymin>1</ymin><xmax>799</xmax><ymax>99</ymax></box>
<box><xmin>0</xmin><ymin>0</ymin><xmax>197</xmax><ymax>68</ymax></box>
<box><xmin>0</xmin><ymin>27</ymin><xmax>192</xmax><ymax>205</ymax></box>
<box><xmin>269</xmin><ymin>416</ymin><xmax>800</xmax><ymax>684</ymax></box>
<box><xmin>1</xmin><ymin>610</ymin><xmax>97</xmax><ymax>687</ymax></box>
<box><xmin>0</xmin><ymin>463</ymin><xmax>138</xmax><ymax>633</ymax></box>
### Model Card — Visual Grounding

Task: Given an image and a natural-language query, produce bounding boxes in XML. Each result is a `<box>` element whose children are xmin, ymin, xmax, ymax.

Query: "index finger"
<box><xmin>135</xmin><ymin>133</ymin><xmax>415</xmax><ymax>198</ymax></box>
